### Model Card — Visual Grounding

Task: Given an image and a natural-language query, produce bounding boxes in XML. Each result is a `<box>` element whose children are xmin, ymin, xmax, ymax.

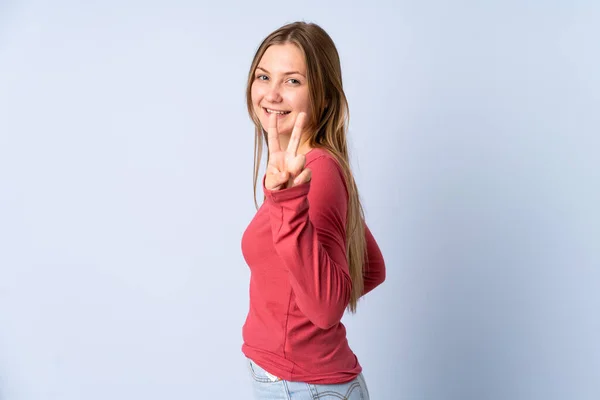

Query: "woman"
<box><xmin>241</xmin><ymin>21</ymin><xmax>386</xmax><ymax>399</ymax></box>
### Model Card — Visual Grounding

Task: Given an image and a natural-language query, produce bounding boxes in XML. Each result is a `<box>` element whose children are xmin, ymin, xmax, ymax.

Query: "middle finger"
<box><xmin>286</xmin><ymin>112</ymin><xmax>306</xmax><ymax>157</ymax></box>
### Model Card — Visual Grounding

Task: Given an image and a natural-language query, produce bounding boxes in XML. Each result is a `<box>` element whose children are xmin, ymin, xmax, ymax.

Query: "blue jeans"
<box><xmin>247</xmin><ymin>358</ymin><xmax>371</xmax><ymax>399</ymax></box>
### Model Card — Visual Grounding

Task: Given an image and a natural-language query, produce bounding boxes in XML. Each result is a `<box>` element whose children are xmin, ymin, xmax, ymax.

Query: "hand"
<box><xmin>265</xmin><ymin>111</ymin><xmax>312</xmax><ymax>191</ymax></box>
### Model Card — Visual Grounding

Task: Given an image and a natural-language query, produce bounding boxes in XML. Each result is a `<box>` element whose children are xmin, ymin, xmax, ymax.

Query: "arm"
<box><xmin>264</xmin><ymin>155</ymin><xmax>350</xmax><ymax>330</ymax></box>
<box><xmin>362</xmin><ymin>224</ymin><xmax>386</xmax><ymax>296</ymax></box>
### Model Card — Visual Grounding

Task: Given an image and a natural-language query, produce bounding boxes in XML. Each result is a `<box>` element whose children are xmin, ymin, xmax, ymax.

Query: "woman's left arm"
<box><xmin>362</xmin><ymin>224</ymin><xmax>386</xmax><ymax>296</ymax></box>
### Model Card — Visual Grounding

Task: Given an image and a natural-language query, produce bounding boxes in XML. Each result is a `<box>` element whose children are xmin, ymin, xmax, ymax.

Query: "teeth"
<box><xmin>266</xmin><ymin>108</ymin><xmax>289</xmax><ymax>115</ymax></box>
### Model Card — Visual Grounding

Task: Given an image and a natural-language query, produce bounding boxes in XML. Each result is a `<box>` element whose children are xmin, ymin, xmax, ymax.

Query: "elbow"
<box><xmin>303</xmin><ymin>288</ymin><xmax>350</xmax><ymax>330</ymax></box>
<box><xmin>373</xmin><ymin>258</ymin><xmax>387</xmax><ymax>288</ymax></box>
<box><xmin>310</xmin><ymin>309</ymin><xmax>345</xmax><ymax>330</ymax></box>
<box><xmin>362</xmin><ymin>261</ymin><xmax>386</xmax><ymax>296</ymax></box>
<box><xmin>293</xmin><ymin>265</ymin><xmax>352</xmax><ymax>330</ymax></box>
<box><xmin>378</xmin><ymin>263</ymin><xmax>387</xmax><ymax>286</ymax></box>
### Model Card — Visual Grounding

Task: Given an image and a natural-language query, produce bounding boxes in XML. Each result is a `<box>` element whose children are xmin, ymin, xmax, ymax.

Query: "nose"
<box><xmin>265</xmin><ymin>82</ymin><xmax>282</xmax><ymax>103</ymax></box>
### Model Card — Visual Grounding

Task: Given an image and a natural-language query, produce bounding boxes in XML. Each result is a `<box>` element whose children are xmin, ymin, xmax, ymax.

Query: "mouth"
<box><xmin>263</xmin><ymin>107</ymin><xmax>291</xmax><ymax>117</ymax></box>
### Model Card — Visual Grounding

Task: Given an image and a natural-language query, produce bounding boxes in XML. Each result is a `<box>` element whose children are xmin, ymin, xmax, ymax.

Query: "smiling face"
<box><xmin>251</xmin><ymin>43</ymin><xmax>311</xmax><ymax>138</ymax></box>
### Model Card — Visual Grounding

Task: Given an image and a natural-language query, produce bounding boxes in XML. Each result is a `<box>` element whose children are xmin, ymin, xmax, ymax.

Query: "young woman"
<box><xmin>241</xmin><ymin>21</ymin><xmax>386</xmax><ymax>400</ymax></box>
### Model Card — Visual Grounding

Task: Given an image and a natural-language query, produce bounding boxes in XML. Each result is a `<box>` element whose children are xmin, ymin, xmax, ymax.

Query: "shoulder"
<box><xmin>305</xmin><ymin>148</ymin><xmax>348</xmax><ymax>198</ymax></box>
<box><xmin>305</xmin><ymin>148</ymin><xmax>343</xmax><ymax>175</ymax></box>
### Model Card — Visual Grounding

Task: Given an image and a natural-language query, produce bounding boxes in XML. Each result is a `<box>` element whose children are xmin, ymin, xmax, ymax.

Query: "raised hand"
<box><xmin>265</xmin><ymin>111</ymin><xmax>312</xmax><ymax>191</ymax></box>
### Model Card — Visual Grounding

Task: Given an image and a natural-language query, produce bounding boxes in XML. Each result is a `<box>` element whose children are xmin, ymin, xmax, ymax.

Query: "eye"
<box><xmin>256</xmin><ymin>74</ymin><xmax>268</xmax><ymax>81</ymax></box>
<box><xmin>288</xmin><ymin>78</ymin><xmax>301</xmax><ymax>85</ymax></box>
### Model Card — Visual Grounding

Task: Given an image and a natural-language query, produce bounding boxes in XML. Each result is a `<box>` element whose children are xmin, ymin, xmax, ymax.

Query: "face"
<box><xmin>251</xmin><ymin>43</ymin><xmax>310</xmax><ymax>137</ymax></box>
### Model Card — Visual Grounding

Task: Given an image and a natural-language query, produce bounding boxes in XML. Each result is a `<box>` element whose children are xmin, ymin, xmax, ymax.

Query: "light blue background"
<box><xmin>1</xmin><ymin>1</ymin><xmax>598</xmax><ymax>399</ymax></box>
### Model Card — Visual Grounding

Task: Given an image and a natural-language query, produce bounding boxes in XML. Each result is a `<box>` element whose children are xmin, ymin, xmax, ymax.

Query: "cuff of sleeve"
<box><xmin>263</xmin><ymin>174</ymin><xmax>311</xmax><ymax>203</ymax></box>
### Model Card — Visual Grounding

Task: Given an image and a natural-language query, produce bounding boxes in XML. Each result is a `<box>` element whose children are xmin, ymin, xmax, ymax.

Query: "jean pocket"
<box><xmin>247</xmin><ymin>358</ymin><xmax>281</xmax><ymax>383</ymax></box>
<box><xmin>308</xmin><ymin>374</ymin><xmax>368</xmax><ymax>400</ymax></box>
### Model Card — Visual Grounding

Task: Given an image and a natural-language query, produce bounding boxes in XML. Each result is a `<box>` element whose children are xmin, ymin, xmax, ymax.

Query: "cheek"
<box><xmin>250</xmin><ymin>87</ymin><xmax>266</xmax><ymax>123</ymax></box>
<box><xmin>250</xmin><ymin>85</ymin><xmax>258</xmax><ymax>106</ymax></box>
<box><xmin>250</xmin><ymin>84</ymin><xmax>262</xmax><ymax>106</ymax></box>
<box><xmin>295</xmin><ymin>90</ymin><xmax>311</xmax><ymax>112</ymax></box>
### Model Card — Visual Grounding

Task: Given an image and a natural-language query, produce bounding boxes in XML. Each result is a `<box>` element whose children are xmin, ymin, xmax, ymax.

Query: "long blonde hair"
<box><xmin>245</xmin><ymin>22</ymin><xmax>366</xmax><ymax>312</ymax></box>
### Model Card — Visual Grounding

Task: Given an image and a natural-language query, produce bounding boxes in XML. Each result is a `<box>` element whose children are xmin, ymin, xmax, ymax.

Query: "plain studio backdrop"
<box><xmin>0</xmin><ymin>1</ymin><xmax>598</xmax><ymax>399</ymax></box>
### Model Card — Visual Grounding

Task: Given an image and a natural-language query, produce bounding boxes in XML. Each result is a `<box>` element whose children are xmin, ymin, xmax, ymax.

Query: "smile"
<box><xmin>264</xmin><ymin>107</ymin><xmax>291</xmax><ymax>115</ymax></box>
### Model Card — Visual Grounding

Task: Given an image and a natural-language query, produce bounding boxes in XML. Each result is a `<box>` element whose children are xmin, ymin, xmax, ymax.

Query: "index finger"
<box><xmin>267</xmin><ymin>111</ymin><xmax>281</xmax><ymax>154</ymax></box>
<box><xmin>286</xmin><ymin>112</ymin><xmax>306</xmax><ymax>156</ymax></box>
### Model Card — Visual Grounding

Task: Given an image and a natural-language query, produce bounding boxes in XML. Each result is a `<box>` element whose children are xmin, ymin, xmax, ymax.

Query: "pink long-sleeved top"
<box><xmin>241</xmin><ymin>147</ymin><xmax>386</xmax><ymax>384</ymax></box>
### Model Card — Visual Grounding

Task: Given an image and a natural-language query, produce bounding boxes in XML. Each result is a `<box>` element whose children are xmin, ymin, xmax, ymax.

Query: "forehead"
<box><xmin>258</xmin><ymin>43</ymin><xmax>306</xmax><ymax>73</ymax></box>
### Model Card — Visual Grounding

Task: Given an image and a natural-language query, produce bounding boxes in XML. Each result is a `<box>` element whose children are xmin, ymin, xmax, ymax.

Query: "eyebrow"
<box><xmin>256</xmin><ymin>66</ymin><xmax>305</xmax><ymax>77</ymax></box>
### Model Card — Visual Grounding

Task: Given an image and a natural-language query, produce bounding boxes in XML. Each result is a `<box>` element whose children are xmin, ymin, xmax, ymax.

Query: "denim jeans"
<box><xmin>247</xmin><ymin>358</ymin><xmax>370</xmax><ymax>399</ymax></box>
